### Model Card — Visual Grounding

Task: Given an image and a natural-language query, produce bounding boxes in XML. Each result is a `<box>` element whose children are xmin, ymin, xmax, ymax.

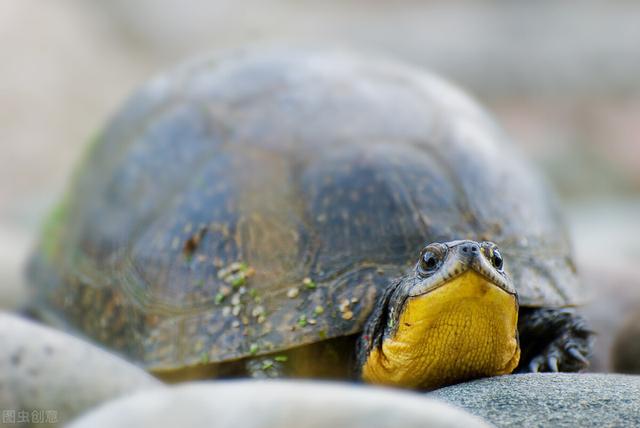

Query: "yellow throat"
<box><xmin>362</xmin><ymin>270</ymin><xmax>520</xmax><ymax>389</ymax></box>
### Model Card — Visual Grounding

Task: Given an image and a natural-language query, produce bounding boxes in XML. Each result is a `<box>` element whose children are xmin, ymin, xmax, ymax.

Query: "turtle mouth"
<box><xmin>362</xmin><ymin>268</ymin><xmax>521</xmax><ymax>389</ymax></box>
<box><xmin>468</xmin><ymin>261</ymin><xmax>516</xmax><ymax>296</ymax></box>
<box><xmin>409</xmin><ymin>240</ymin><xmax>516</xmax><ymax>298</ymax></box>
<box><xmin>409</xmin><ymin>265</ymin><xmax>515</xmax><ymax>298</ymax></box>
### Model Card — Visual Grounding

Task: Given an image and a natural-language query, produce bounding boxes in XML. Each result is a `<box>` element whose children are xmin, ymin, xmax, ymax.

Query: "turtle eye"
<box><xmin>491</xmin><ymin>249</ymin><xmax>504</xmax><ymax>271</ymax></box>
<box><xmin>419</xmin><ymin>250</ymin><xmax>440</xmax><ymax>273</ymax></box>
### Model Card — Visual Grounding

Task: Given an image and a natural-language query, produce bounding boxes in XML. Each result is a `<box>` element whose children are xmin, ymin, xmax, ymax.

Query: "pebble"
<box><xmin>0</xmin><ymin>312</ymin><xmax>162</xmax><ymax>425</ymax></box>
<box><xmin>68</xmin><ymin>380</ymin><xmax>490</xmax><ymax>428</ymax></box>
<box><xmin>431</xmin><ymin>373</ymin><xmax>640</xmax><ymax>428</ymax></box>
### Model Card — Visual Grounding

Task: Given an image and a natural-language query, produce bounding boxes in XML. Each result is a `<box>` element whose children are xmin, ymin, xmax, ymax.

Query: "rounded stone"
<box><xmin>431</xmin><ymin>373</ymin><xmax>640</xmax><ymax>427</ymax></box>
<box><xmin>612</xmin><ymin>311</ymin><xmax>640</xmax><ymax>374</ymax></box>
<box><xmin>68</xmin><ymin>380</ymin><xmax>491</xmax><ymax>428</ymax></box>
<box><xmin>580</xmin><ymin>262</ymin><xmax>640</xmax><ymax>372</ymax></box>
<box><xmin>0</xmin><ymin>312</ymin><xmax>163</xmax><ymax>424</ymax></box>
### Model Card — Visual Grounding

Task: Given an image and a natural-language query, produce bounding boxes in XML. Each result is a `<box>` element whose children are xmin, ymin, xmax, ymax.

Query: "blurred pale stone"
<box><xmin>68</xmin><ymin>380</ymin><xmax>490</xmax><ymax>428</ymax></box>
<box><xmin>0</xmin><ymin>312</ymin><xmax>163</xmax><ymax>426</ymax></box>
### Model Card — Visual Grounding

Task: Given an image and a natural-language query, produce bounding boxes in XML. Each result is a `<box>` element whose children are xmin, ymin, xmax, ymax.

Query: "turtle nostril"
<box><xmin>461</xmin><ymin>243</ymin><xmax>479</xmax><ymax>254</ymax></box>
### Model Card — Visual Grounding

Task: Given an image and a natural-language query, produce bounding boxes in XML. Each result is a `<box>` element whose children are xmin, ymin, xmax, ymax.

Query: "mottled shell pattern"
<box><xmin>29</xmin><ymin>50</ymin><xmax>580</xmax><ymax>372</ymax></box>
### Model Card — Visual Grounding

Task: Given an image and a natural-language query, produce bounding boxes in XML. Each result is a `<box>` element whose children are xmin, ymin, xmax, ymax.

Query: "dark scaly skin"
<box><xmin>355</xmin><ymin>244</ymin><xmax>592</xmax><ymax>380</ymax></box>
<box><xmin>28</xmin><ymin>50</ymin><xmax>590</xmax><ymax>379</ymax></box>
<box><xmin>516</xmin><ymin>308</ymin><xmax>593</xmax><ymax>373</ymax></box>
<box><xmin>358</xmin><ymin>295</ymin><xmax>593</xmax><ymax>379</ymax></box>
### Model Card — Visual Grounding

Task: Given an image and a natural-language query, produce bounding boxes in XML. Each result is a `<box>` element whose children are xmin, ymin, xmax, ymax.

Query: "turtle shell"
<box><xmin>29</xmin><ymin>50</ymin><xmax>581</xmax><ymax>372</ymax></box>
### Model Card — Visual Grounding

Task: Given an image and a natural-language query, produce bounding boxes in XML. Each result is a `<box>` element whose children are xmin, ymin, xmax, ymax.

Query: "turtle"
<box><xmin>27</xmin><ymin>50</ymin><xmax>593</xmax><ymax>389</ymax></box>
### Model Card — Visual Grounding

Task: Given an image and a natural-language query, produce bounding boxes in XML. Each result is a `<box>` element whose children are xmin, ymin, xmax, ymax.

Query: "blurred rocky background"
<box><xmin>1</xmin><ymin>0</ymin><xmax>639</xmax><ymax>370</ymax></box>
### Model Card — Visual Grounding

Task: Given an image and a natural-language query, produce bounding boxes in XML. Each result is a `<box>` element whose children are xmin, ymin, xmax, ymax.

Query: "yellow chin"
<box><xmin>362</xmin><ymin>270</ymin><xmax>520</xmax><ymax>389</ymax></box>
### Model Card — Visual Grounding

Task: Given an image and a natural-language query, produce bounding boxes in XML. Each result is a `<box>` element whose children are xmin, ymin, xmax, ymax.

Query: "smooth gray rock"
<box><xmin>431</xmin><ymin>373</ymin><xmax>640</xmax><ymax>428</ymax></box>
<box><xmin>0</xmin><ymin>312</ymin><xmax>163</xmax><ymax>425</ymax></box>
<box><xmin>69</xmin><ymin>380</ymin><xmax>491</xmax><ymax>428</ymax></box>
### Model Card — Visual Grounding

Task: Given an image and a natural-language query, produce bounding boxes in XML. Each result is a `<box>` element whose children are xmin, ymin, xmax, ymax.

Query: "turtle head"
<box><xmin>359</xmin><ymin>240</ymin><xmax>520</xmax><ymax>389</ymax></box>
<box><xmin>412</xmin><ymin>240</ymin><xmax>516</xmax><ymax>297</ymax></box>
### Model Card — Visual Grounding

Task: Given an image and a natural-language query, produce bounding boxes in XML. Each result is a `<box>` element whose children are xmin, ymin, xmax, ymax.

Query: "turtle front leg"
<box><xmin>517</xmin><ymin>307</ymin><xmax>594</xmax><ymax>373</ymax></box>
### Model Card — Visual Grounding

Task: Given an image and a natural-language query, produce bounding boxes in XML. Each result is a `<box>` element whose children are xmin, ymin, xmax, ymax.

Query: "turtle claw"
<box><xmin>567</xmin><ymin>346</ymin><xmax>589</xmax><ymax>365</ymax></box>
<box><xmin>527</xmin><ymin>349</ymin><xmax>561</xmax><ymax>372</ymax></box>
<box><xmin>529</xmin><ymin>336</ymin><xmax>589</xmax><ymax>373</ymax></box>
<box><xmin>529</xmin><ymin>357</ymin><xmax>543</xmax><ymax>373</ymax></box>
<box><xmin>523</xmin><ymin>341</ymin><xmax>583</xmax><ymax>373</ymax></box>
<box><xmin>517</xmin><ymin>308</ymin><xmax>594</xmax><ymax>373</ymax></box>
<box><xmin>534</xmin><ymin>338</ymin><xmax>590</xmax><ymax>373</ymax></box>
